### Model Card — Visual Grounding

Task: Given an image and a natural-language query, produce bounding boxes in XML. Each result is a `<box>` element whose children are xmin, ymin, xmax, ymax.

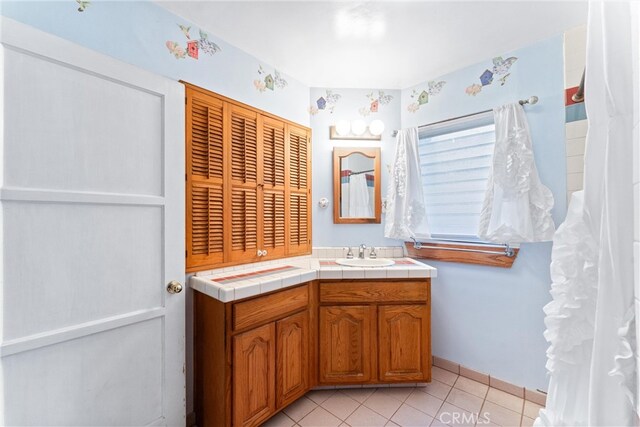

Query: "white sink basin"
<box><xmin>335</xmin><ymin>258</ymin><xmax>395</xmax><ymax>268</ymax></box>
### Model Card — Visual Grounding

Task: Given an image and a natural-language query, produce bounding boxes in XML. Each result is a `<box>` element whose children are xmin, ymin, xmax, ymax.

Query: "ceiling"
<box><xmin>158</xmin><ymin>1</ymin><xmax>588</xmax><ymax>89</ymax></box>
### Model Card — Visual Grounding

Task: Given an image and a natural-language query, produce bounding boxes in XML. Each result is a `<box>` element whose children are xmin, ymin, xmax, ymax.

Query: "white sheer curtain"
<box><xmin>478</xmin><ymin>103</ymin><xmax>555</xmax><ymax>243</ymax></box>
<box><xmin>384</xmin><ymin>127</ymin><xmax>430</xmax><ymax>240</ymax></box>
<box><xmin>536</xmin><ymin>2</ymin><xmax>638</xmax><ymax>426</ymax></box>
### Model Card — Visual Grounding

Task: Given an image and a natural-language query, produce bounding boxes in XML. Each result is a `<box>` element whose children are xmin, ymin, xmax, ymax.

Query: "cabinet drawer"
<box><xmin>233</xmin><ymin>284</ymin><xmax>309</xmax><ymax>331</ymax></box>
<box><xmin>320</xmin><ymin>280</ymin><xmax>428</xmax><ymax>303</ymax></box>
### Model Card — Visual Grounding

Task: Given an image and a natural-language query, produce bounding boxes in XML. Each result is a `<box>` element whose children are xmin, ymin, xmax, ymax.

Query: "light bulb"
<box><xmin>369</xmin><ymin>119</ymin><xmax>385</xmax><ymax>136</ymax></box>
<box><xmin>335</xmin><ymin>120</ymin><xmax>351</xmax><ymax>136</ymax></box>
<box><xmin>351</xmin><ymin>119</ymin><xmax>367</xmax><ymax>136</ymax></box>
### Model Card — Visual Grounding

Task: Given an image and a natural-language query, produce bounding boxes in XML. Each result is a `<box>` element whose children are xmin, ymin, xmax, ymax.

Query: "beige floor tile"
<box><xmin>385</xmin><ymin>421</ymin><xmax>401</xmax><ymax>426</ymax></box>
<box><xmin>453</xmin><ymin>377</ymin><xmax>489</xmax><ymax>398</ymax></box>
<box><xmin>391</xmin><ymin>403</ymin><xmax>434</xmax><ymax>427</ymax></box>
<box><xmin>299</xmin><ymin>407</ymin><xmax>342</xmax><ymax>427</ymax></box>
<box><xmin>404</xmin><ymin>388</ymin><xmax>445</xmax><ymax>417</ymax></box>
<box><xmin>486</xmin><ymin>388</ymin><xmax>524</xmax><ymax>413</ymax></box>
<box><xmin>341</xmin><ymin>388</ymin><xmax>376</xmax><ymax>403</ymax></box>
<box><xmin>345</xmin><ymin>405</ymin><xmax>389</xmax><ymax>427</ymax></box>
<box><xmin>307</xmin><ymin>389</ymin><xmax>337</xmax><ymax>405</ymax></box>
<box><xmin>339</xmin><ymin>423</ymin><xmax>350</xmax><ymax>427</ymax></box>
<box><xmin>363</xmin><ymin>389</ymin><xmax>404</xmax><ymax>418</ymax></box>
<box><xmin>445</xmin><ymin>388</ymin><xmax>484</xmax><ymax>414</ymax></box>
<box><xmin>415</xmin><ymin>380</ymin><xmax>453</xmax><ymax>400</ymax></box>
<box><xmin>435</xmin><ymin>402</ymin><xmax>476</xmax><ymax>427</ymax></box>
<box><xmin>284</xmin><ymin>396</ymin><xmax>318</xmax><ymax>422</ymax></box>
<box><xmin>262</xmin><ymin>412</ymin><xmax>296</xmax><ymax>427</ymax></box>
<box><xmin>377</xmin><ymin>387</ymin><xmax>414</xmax><ymax>402</ymax></box>
<box><xmin>521</xmin><ymin>416</ymin><xmax>535</xmax><ymax>427</ymax></box>
<box><xmin>481</xmin><ymin>401</ymin><xmax>522</xmax><ymax>427</ymax></box>
<box><xmin>321</xmin><ymin>393</ymin><xmax>360</xmax><ymax>421</ymax></box>
<box><xmin>522</xmin><ymin>401</ymin><xmax>543</xmax><ymax>419</ymax></box>
<box><xmin>432</xmin><ymin>367</ymin><xmax>459</xmax><ymax>386</ymax></box>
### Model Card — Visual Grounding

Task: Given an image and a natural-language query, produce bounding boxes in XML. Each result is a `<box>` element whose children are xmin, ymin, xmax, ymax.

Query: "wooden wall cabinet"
<box><xmin>185</xmin><ymin>84</ymin><xmax>312</xmax><ymax>272</ymax></box>
<box><xmin>318</xmin><ymin>279</ymin><xmax>431</xmax><ymax>385</ymax></box>
<box><xmin>195</xmin><ymin>283</ymin><xmax>316</xmax><ymax>427</ymax></box>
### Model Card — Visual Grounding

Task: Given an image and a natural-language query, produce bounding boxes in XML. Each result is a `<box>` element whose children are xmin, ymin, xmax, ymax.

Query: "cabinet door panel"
<box><xmin>319</xmin><ymin>306</ymin><xmax>373</xmax><ymax>383</ymax></box>
<box><xmin>276</xmin><ymin>311</ymin><xmax>309</xmax><ymax>407</ymax></box>
<box><xmin>287</xmin><ymin>125</ymin><xmax>311</xmax><ymax>255</ymax></box>
<box><xmin>378</xmin><ymin>305</ymin><xmax>430</xmax><ymax>382</ymax></box>
<box><xmin>233</xmin><ymin>323</ymin><xmax>276</xmax><ymax>427</ymax></box>
<box><xmin>228</xmin><ymin>105</ymin><xmax>260</xmax><ymax>262</ymax></box>
<box><xmin>186</xmin><ymin>90</ymin><xmax>225</xmax><ymax>269</ymax></box>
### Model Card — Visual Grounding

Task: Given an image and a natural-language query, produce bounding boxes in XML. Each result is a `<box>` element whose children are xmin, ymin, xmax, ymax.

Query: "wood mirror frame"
<box><xmin>333</xmin><ymin>147</ymin><xmax>381</xmax><ymax>224</ymax></box>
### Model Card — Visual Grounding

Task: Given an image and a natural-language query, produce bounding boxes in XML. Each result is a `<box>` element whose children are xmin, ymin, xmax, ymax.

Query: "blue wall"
<box><xmin>310</xmin><ymin>87</ymin><xmax>401</xmax><ymax>247</ymax></box>
<box><xmin>0</xmin><ymin>1</ymin><xmax>310</xmax><ymax>126</ymax></box>
<box><xmin>401</xmin><ymin>36</ymin><xmax>566</xmax><ymax>391</ymax></box>
<box><xmin>2</xmin><ymin>1</ymin><xmax>566</xmax><ymax>391</ymax></box>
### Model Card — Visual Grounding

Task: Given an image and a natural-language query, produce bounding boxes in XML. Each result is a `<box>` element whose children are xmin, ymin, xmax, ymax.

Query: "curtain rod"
<box><xmin>348</xmin><ymin>169</ymin><xmax>374</xmax><ymax>176</ymax></box>
<box><xmin>392</xmin><ymin>95</ymin><xmax>539</xmax><ymax>137</ymax></box>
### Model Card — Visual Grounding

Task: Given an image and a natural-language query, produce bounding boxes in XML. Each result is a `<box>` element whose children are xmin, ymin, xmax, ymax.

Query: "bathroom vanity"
<box><xmin>191</xmin><ymin>256</ymin><xmax>435</xmax><ymax>427</ymax></box>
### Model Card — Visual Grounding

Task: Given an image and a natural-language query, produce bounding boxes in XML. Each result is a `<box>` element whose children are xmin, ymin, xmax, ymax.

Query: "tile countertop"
<box><xmin>190</xmin><ymin>256</ymin><xmax>437</xmax><ymax>303</ymax></box>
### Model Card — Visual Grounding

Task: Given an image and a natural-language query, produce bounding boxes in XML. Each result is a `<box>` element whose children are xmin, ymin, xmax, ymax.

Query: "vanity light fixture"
<box><xmin>329</xmin><ymin>119</ymin><xmax>385</xmax><ymax>141</ymax></box>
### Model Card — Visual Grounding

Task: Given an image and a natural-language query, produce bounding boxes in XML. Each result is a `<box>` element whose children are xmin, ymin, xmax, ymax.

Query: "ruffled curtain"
<box><xmin>384</xmin><ymin>128</ymin><xmax>430</xmax><ymax>240</ymax></box>
<box><xmin>478</xmin><ymin>103</ymin><xmax>555</xmax><ymax>243</ymax></box>
<box><xmin>536</xmin><ymin>2</ymin><xmax>638</xmax><ymax>426</ymax></box>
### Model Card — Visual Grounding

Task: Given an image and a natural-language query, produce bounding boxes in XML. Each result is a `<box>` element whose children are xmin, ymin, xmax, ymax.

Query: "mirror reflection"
<box><xmin>333</xmin><ymin>147</ymin><xmax>381</xmax><ymax>224</ymax></box>
<box><xmin>340</xmin><ymin>153</ymin><xmax>375</xmax><ymax>218</ymax></box>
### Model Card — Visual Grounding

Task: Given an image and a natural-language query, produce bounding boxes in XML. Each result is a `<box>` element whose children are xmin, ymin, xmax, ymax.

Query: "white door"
<box><xmin>0</xmin><ymin>18</ymin><xmax>185</xmax><ymax>426</ymax></box>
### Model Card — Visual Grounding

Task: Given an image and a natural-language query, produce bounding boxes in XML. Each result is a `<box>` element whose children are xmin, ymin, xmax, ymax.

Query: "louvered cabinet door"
<box><xmin>186</xmin><ymin>89</ymin><xmax>225</xmax><ymax>270</ymax></box>
<box><xmin>228</xmin><ymin>105</ymin><xmax>261</xmax><ymax>262</ymax></box>
<box><xmin>262</xmin><ymin>117</ymin><xmax>286</xmax><ymax>258</ymax></box>
<box><xmin>287</xmin><ymin>125</ymin><xmax>311</xmax><ymax>255</ymax></box>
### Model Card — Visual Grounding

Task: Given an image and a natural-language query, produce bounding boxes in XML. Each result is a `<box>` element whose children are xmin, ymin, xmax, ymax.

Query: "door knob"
<box><xmin>167</xmin><ymin>280</ymin><xmax>183</xmax><ymax>294</ymax></box>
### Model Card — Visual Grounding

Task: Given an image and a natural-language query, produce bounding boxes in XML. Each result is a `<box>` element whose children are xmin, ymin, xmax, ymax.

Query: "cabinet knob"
<box><xmin>263</xmin><ymin>250</ymin><xmax>268</xmax><ymax>256</ymax></box>
<box><xmin>167</xmin><ymin>280</ymin><xmax>183</xmax><ymax>294</ymax></box>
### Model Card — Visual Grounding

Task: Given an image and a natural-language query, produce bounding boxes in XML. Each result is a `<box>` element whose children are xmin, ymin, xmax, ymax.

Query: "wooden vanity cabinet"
<box><xmin>318</xmin><ymin>279</ymin><xmax>431</xmax><ymax>385</ymax></box>
<box><xmin>319</xmin><ymin>305</ymin><xmax>375</xmax><ymax>383</ymax></box>
<box><xmin>194</xmin><ymin>282</ymin><xmax>316</xmax><ymax>427</ymax></box>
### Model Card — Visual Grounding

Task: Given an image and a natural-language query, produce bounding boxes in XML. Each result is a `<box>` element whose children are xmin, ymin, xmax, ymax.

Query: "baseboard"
<box><xmin>432</xmin><ymin>355</ymin><xmax>547</xmax><ymax>406</ymax></box>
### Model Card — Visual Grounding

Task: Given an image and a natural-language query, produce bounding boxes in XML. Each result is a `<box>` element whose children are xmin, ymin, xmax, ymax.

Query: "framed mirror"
<box><xmin>333</xmin><ymin>147</ymin><xmax>381</xmax><ymax>224</ymax></box>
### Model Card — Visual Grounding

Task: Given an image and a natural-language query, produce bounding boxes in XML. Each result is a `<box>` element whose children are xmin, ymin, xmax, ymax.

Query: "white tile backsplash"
<box><xmin>565</xmin><ymin>120</ymin><xmax>588</xmax><ymax>139</ymax></box>
<box><xmin>567</xmin><ymin>155</ymin><xmax>585</xmax><ymax>174</ymax></box>
<box><xmin>566</xmin><ymin>137</ymin><xmax>586</xmax><ymax>156</ymax></box>
<box><xmin>567</xmin><ymin>172</ymin><xmax>584</xmax><ymax>192</ymax></box>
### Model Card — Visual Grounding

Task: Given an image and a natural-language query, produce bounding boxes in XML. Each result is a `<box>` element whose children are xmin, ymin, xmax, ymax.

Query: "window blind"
<box><xmin>418</xmin><ymin>117</ymin><xmax>495</xmax><ymax>240</ymax></box>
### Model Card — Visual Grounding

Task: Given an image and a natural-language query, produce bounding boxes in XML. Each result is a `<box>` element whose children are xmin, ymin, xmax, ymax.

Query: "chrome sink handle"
<box><xmin>345</xmin><ymin>247</ymin><xmax>354</xmax><ymax>259</ymax></box>
<box><xmin>369</xmin><ymin>247</ymin><xmax>377</xmax><ymax>259</ymax></box>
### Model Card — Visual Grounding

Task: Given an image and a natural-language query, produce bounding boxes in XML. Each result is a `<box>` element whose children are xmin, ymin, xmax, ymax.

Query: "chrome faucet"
<box><xmin>358</xmin><ymin>244</ymin><xmax>367</xmax><ymax>259</ymax></box>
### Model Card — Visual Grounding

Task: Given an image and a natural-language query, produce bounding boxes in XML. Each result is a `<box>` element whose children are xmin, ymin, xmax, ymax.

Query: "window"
<box><xmin>417</xmin><ymin>112</ymin><xmax>495</xmax><ymax>241</ymax></box>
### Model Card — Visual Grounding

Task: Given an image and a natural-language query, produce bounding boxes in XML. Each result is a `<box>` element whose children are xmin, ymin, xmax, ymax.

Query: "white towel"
<box><xmin>347</xmin><ymin>174</ymin><xmax>373</xmax><ymax>217</ymax></box>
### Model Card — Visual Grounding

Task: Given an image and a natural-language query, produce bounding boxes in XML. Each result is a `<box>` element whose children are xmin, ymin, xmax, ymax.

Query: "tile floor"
<box><xmin>262</xmin><ymin>367</ymin><xmax>544</xmax><ymax>427</ymax></box>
